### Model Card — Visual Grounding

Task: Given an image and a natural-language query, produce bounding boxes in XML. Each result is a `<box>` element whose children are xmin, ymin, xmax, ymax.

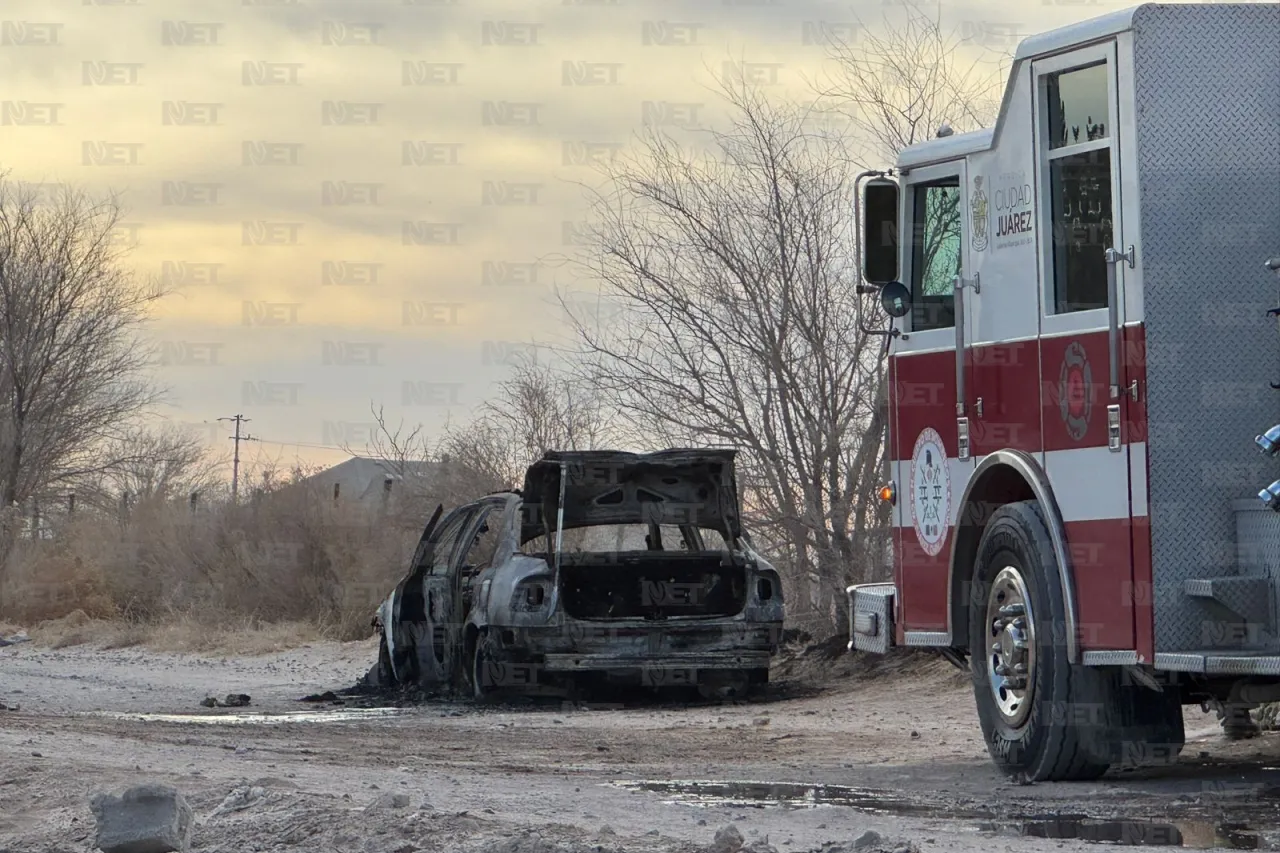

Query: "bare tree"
<box><xmin>561</xmin><ymin>13</ymin><xmax>1007</xmax><ymax>629</ymax></box>
<box><xmin>434</xmin><ymin>353</ymin><xmax>614</xmax><ymax>497</ymax></box>
<box><xmin>344</xmin><ymin>354</ymin><xmax>615</xmax><ymax>520</ymax></box>
<box><xmin>0</xmin><ymin>177</ymin><xmax>165</xmax><ymax>556</ymax></box>
<box><xmin>75</xmin><ymin>425</ymin><xmax>228</xmax><ymax>511</ymax></box>
<box><xmin>812</xmin><ymin>1</ymin><xmax>1008</xmax><ymax>165</ymax></box>
<box><xmin>561</xmin><ymin>81</ymin><xmax>889</xmax><ymax>627</ymax></box>
<box><xmin>240</xmin><ymin>454</ymin><xmax>327</xmax><ymax>501</ymax></box>
<box><xmin>444</xmin><ymin>351</ymin><xmax>614</xmax><ymax>488</ymax></box>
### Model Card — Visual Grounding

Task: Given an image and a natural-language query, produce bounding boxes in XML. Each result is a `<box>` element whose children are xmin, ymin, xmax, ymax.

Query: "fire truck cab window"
<box><xmin>1044</xmin><ymin>61</ymin><xmax>1114</xmax><ymax>314</ymax></box>
<box><xmin>909</xmin><ymin>179</ymin><xmax>961</xmax><ymax>332</ymax></box>
<box><xmin>1047</xmin><ymin>62</ymin><xmax>1109</xmax><ymax>149</ymax></box>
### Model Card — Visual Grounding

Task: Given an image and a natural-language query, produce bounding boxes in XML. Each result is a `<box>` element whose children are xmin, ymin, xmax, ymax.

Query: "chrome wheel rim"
<box><xmin>985</xmin><ymin>566</ymin><xmax>1036</xmax><ymax>728</ymax></box>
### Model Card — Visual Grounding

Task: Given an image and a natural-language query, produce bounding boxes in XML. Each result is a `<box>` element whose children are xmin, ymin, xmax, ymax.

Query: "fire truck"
<box><xmin>848</xmin><ymin>2</ymin><xmax>1280</xmax><ymax>781</ymax></box>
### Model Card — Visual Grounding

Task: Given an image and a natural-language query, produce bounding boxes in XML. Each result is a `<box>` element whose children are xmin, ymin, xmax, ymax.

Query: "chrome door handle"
<box><xmin>1104</xmin><ymin>246</ymin><xmax>1135</xmax><ymax>400</ymax></box>
<box><xmin>954</xmin><ymin>275</ymin><xmax>965</xmax><ymax>416</ymax></box>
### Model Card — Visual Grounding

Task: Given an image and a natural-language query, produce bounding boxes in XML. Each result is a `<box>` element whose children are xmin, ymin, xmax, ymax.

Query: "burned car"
<box><xmin>366</xmin><ymin>449</ymin><xmax>785</xmax><ymax>698</ymax></box>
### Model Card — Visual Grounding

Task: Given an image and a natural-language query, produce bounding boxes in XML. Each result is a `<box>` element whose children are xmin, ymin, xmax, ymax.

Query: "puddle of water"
<box><xmin>611</xmin><ymin>780</ymin><xmax>980</xmax><ymax>817</ymax></box>
<box><xmin>979</xmin><ymin>818</ymin><xmax>1263</xmax><ymax>849</ymax></box>
<box><xmin>89</xmin><ymin>708</ymin><xmax>405</xmax><ymax>725</ymax></box>
<box><xmin>616</xmin><ymin>780</ymin><xmax>1275</xmax><ymax>849</ymax></box>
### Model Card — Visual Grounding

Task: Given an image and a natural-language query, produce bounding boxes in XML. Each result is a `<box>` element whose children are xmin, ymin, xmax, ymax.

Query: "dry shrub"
<box><xmin>0</xmin><ymin>477</ymin><xmax>428</xmax><ymax>648</ymax></box>
<box><xmin>29</xmin><ymin>609</ymin><xmax>111</xmax><ymax>649</ymax></box>
<box><xmin>99</xmin><ymin>622</ymin><xmax>150</xmax><ymax>650</ymax></box>
<box><xmin>0</xmin><ymin>540</ymin><xmax>118</xmax><ymax>624</ymax></box>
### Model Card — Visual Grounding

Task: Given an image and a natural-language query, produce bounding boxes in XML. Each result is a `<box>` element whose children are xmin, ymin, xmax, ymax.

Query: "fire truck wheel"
<box><xmin>968</xmin><ymin>500</ymin><xmax>1113</xmax><ymax>781</ymax></box>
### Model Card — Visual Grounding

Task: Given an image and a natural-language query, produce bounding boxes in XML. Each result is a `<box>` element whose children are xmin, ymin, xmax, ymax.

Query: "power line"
<box><xmin>249</xmin><ymin>438</ymin><xmax>352</xmax><ymax>452</ymax></box>
<box><xmin>217</xmin><ymin>414</ymin><xmax>258</xmax><ymax>502</ymax></box>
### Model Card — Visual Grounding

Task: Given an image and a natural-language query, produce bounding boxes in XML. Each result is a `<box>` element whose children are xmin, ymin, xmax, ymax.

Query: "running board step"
<box><xmin>847</xmin><ymin>583</ymin><xmax>895</xmax><ymax>655</ymax></box>
<box><xmin>1184</xmin><ymin>577</ymin><xmax>1273</xmax><ymax>627</ymax></box>
<box><xmin>1155</xmin><ymin>651</ymin><xmax>1280</xmax><ymax>675</ymax></box>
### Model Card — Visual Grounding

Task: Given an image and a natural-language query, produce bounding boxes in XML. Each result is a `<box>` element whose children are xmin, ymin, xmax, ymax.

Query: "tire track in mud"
<box><xmin>14</xmin><ymin>644</ymin><xmax>1280</xmax><ymax>850</ymax></box>
<box><xmin>14</xmin><ymin>707</ymin><xmax>1280</xmax><ymax>840</ymax></box>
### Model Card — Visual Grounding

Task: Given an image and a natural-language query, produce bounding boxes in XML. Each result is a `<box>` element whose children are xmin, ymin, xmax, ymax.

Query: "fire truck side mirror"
<box><xmin>862</xmin><ymin>178</ymin><xmax>900</xmax><ymax>285</ymax></box>
<box><xmin>879</xmin><ymin>280</ymin><xmax>911</xmax><ymax>319</ymax></box>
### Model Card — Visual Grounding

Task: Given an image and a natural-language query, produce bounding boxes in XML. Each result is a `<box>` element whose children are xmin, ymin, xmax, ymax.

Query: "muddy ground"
<box><xmin>5</xmin><ymin>639</ymin><xmax>1280</xmax><ymax>852</ymax></box>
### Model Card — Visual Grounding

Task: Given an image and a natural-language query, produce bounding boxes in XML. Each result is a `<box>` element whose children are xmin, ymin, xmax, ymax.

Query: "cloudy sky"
<box><xmin>1</xmin><ymin>0</ymin><xmax>1137</xmax><ymax>473</ymax></box>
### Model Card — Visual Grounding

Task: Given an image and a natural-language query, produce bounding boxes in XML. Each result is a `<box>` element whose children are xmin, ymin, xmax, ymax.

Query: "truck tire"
<box><xmin>968</xmin><ymin>500</ymin><xmax>1114</xmax><ymax>781</ymax></box>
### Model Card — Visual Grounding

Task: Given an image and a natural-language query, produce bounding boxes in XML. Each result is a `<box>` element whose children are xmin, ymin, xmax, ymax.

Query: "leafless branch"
<box><xmin>811</xmin><ymin>1</ymin><xmax>1008</xmax><ymax>166</ymax></box>
<box><xmin>561</xmin><ymin>78</ymin><xmax>889</xmax><ymax>622</ymax></box>
<box><xmin>0</xmin><ymin>174</ymin><xmax>167</xmax><ymax>558</ymax></box>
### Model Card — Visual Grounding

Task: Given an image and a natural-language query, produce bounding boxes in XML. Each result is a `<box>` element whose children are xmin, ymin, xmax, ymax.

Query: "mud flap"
<box><xmin>1088</xmin><ymin>669</ymin><xmax>1186</xmax><ymax>769</ymax></box>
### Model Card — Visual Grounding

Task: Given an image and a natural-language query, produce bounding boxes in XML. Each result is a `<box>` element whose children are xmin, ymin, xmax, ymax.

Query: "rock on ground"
<box><xmin>208</xmin><ymin>786</ymin><xmax>270</xmax><ymax>818</ymax></box>
<box><xmin>711</xmin><ymin>825</ymin><xmax>744</xmax><ymax>853</ymax></box>
<box><xmin>90</xmin><ymin>783</ymin><xmax>193</xmax><ymax>853</ymax></box>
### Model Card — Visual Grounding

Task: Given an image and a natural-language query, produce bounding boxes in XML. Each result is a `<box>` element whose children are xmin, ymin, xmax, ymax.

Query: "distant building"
<box><xmin>290</xmin><ymin>456</ymin><xmax>439</xmax><ymax>508</ymax></box>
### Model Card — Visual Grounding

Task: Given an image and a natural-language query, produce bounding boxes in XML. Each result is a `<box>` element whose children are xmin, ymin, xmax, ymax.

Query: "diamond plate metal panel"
<box><xmin>1183</xmin><ymin>576</ymin><xmax>1272</xmax><ymax>627</ymax></box>
<box><xmin>1081</xmin><ymin>650</ymin><xmax>1140</xmax><ymax>665</ymax></box>
<box><xmin>1154</xmin><ymin>652</ymin><xmax>1280</xmax><ymax>676</ymax></box>
<box><xmin>1134</xmin><ymin>4</ymin><xmax>1280</xmax><ymax>653</ymax></box>
<box><xmin>1236</xmin><ymin>499</ymin><xmax>1280</xmax><ymax>576</ymax></box>
<box><xmin>1204</xmin><ymin>655</ymin><xmax>1280</xmax><ymax>676</ymax></box>
<box><xmin>1152</xmin><ymin>653</ymin><xmax>1206</xmax><ymax>673</ymax></box>
<box><xmin>1228</xmin><ymin>502</ymin><xmax>1280</xmax><ymax>644</ymax></box>
<box><xmin>902</xmin><ymin>631</ymin><xmax>949</xmax><ymax>646</ymax></box>
<box><xmin>848</xmin><ymin>583</ymin><xmax>895</xmax><ymax>655</ymax></box>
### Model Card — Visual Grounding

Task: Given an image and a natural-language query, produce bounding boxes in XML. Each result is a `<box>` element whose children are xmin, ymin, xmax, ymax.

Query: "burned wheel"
<box><xmin>968</xmin><ymin>501</ymin><xmax>1112</xmax><ymax>782</ymax></box>
<box><xmin>469</xmin><ymin>632</ymin><xmax>496</xmax><ymax>700</ymax></box>
<box><xmin>375</xmin><ymin>635</ymin><xmax>395</xmax><ymax>686</ymax></box>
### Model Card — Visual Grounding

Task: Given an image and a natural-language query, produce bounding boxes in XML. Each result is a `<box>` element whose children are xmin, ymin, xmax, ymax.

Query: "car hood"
<box><xmin>520</xmin><ymin>449</ymin><xmax>743</xmax><ymax>544</ymax></box>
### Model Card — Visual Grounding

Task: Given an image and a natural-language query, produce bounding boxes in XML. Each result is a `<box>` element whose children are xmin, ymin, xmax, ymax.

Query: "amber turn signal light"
<box><xmin>878</xmin><ymin>482</ymin><xmax>896</xmax><ymax>504</ymax></box>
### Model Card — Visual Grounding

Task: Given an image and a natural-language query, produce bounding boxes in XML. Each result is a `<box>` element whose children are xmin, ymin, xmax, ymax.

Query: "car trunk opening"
<box><xmin>557</xmin><ymin>551</ymin><xmax>748</xmax><ymax>620</ymax></box>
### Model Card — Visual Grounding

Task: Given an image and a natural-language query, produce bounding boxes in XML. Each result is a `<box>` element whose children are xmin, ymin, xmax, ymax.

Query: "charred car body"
<box><xmin>366</xmin><ymin>449</ymin><xmax>785</xmax><ymax>697</ymax></box>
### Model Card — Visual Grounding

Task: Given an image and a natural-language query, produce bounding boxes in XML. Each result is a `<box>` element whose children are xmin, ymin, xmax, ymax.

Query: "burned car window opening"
<box><xmin>401</xmin><ymin>512</ymin><xmax>468</xmax><ymax>622</ymax></box>
<box><xmin>462</xmin><ymin>507</ymin><xmax>503</xmax><ymax>572</ymax></box>
<box><xmin>428</xmin><ymin>513</ymin><xmax>471</xmax><ymax>576</ymax></box>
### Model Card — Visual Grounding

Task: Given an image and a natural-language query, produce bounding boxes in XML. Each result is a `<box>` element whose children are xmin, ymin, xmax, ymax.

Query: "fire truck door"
<box><xmin>1031</xmin><ymin>41</ymin><xmax>1136</xmax><ymax>651</ymax></box>
<box><xmin>963</xmin><ymin>164</ymin><xmax>1044</xmax><ymax>461</ymax></box>
<box><xmin>892</xmin><ymin>159</ymin><xmax>975</xmax><ymax>633</ymax></box>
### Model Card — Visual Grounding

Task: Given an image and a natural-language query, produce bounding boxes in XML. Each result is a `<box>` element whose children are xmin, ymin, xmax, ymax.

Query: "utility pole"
<box><xmin>218</xmin><ymin>414</ymin><xmax>257</xmax><ymax>503</ymax></box>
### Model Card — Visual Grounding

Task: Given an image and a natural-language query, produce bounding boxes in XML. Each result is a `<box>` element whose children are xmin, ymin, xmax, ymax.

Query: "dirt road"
<box><xmin>5</xmin><ymin>639</ymin><xmax>1280</xmax><ymax>852</ymax></box>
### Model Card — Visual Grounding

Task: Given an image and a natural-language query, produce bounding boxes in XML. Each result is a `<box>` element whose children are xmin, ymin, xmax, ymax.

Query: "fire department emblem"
<box><xmin>970</xmin><ymin>176</ymin><xmax>989</xmax><ymax>251</ymax></box>
<box><xmin>909</xmin><ymin>428</ymin><xmax>951</xmax><ymax>557</ymax></box>
<box><xmin>1059</xmin><ymin>341</ymin><xmax>1093</xmax><ymax>441</ymax></box>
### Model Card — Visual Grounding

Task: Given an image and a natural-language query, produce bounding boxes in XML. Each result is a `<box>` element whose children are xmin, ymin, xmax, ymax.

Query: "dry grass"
<box><xmin>23</xmin><ymin>609</ymin><xmax>354</xmax><ymax>656</ymax></box>
<box><xmin>145</xmin><ymin>616</ymin><xmax>337</xmax><ymax>656</ymax></box>
<box><xmin>1</xmin><ymin>476</ymin><xmax>849</xmax><ymax>661</ymax></box>
<box><xmin>0</xmin><ymin>480</ymin><xmax>428</xmax><ymax>653</ymax></box>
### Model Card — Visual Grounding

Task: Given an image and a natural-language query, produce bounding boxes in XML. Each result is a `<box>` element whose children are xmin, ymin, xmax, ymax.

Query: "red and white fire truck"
<box><xmin>848</xmin><ymin>2</ymin><xmax>1280</xmax><ymax>781</ymax></box>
